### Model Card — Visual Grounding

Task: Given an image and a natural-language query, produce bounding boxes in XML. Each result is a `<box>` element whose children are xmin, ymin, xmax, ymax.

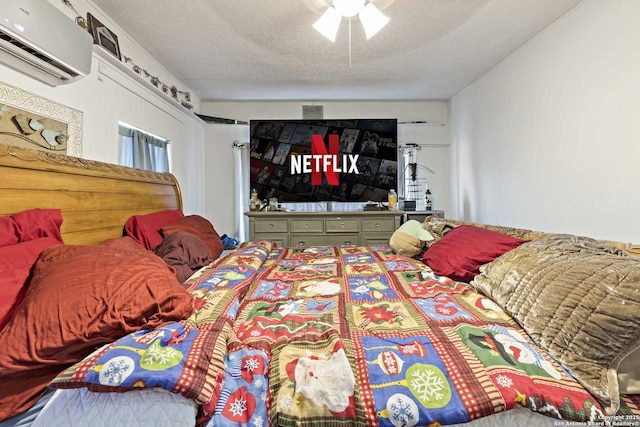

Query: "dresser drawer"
<box><xmin>290</xmin><ymin>218</ymin><xmax>324</xmax><ymax>233</ymax></box>
<box><xmin>326</xmin><ymin>218</ymin><xmax>359</xmax><ymax>233</ymax></box>
<box><xmin>252</xmin><ymin>234</ymin><xmax>289</xmax><ymax>248</ymax></box>
<box><xmin>362</xmin><ymin>233</ymin><xmax>392</xmax><ymax>246</ymax></box>
<box><xmin>361</xmin><ymin>218</ymin><xmax>396</xmax><ymax>232</ymax></box>
<box><xmin>254</xmin><ymin>219</ymin><xmax>288</xmax><ymax>233</ymax></box>
<box><xmin>291</xmin><ymin>234</ymin><xmax>359</xmax><ymax>247</ymax></box>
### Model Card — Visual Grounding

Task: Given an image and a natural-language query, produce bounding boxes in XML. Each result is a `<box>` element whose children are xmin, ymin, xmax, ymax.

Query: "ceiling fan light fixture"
<box><xmin>359</xmin><ymin>3</ymin><xmax>390</xmax><ymax>39</ymax></box>
<box><xmin>313</xmin><ymin>6</ymin><xmax>342</xmax><ymax>41</ymax></box>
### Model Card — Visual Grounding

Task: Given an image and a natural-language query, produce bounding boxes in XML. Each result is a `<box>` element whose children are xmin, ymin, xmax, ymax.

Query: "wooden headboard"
<box><xmin>0</xmin><ymin>143</ymin><xmax>182</xmax><ymax>245</ymax></box>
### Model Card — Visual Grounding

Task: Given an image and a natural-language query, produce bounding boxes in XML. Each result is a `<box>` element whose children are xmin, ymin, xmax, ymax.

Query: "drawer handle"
<box><xmin>304</xmin><ymin>223</ymin><xmax>309</xmax><ymax>228</ymax></box>
<box><xmin>268</xmin><ymin>224</ymin><xmax>274</xmax><ymax>228</ymax></box>
<box><xmin>340</xmin><ymin>223</ymin><xmax>345</xmax><ymax>228</ymax></box>
<box><xmin>344</xmin><ymin>240</ymin><xmax>351</xmax><ymax>245</ymax></box>
<box><xmin>298</xmin><ymin>241</ymin><xmax>305</xmax><ymax>246</ymax></box>
<box><xmin>375</xmin><ymin>223</ymin><xmax>381</xmax><ymax>227</ymax></box>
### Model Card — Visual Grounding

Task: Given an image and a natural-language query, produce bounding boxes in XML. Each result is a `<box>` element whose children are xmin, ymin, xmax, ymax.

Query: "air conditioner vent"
<box><xmin>0</xmin><ymin>0</ymin><xmax>93</xmax><ymax>86</ymax></box>
<box><xmin>0</xmin><ymin>32</ymin><xmax>77</xmax><ymax>77</ymax></box>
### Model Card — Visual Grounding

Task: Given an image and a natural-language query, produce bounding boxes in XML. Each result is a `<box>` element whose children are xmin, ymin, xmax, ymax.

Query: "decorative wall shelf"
<box><xmin>92</xmin><ymin>45</ymin><xmax>194</xmax><ymax>116</ymax></box>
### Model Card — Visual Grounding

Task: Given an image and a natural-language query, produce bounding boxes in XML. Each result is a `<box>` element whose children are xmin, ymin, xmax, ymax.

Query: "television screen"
<box><xmin>249</xmin><ymin>119</ymin><xmax>398</xmax><ymax>203</ymax></box>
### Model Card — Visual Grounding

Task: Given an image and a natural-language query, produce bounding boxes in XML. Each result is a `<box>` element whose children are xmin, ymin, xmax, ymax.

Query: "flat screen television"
<box><xmin>249</xmin><ymin>119</ymin><xmax>398</xmax><ymax>203</ymax></box>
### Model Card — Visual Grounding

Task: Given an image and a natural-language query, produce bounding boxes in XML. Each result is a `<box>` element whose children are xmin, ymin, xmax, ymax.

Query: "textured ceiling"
<box><xmin>90</xmin><ymin>0</ymin><xmax>584</xmax><ymax>101</ymax></box>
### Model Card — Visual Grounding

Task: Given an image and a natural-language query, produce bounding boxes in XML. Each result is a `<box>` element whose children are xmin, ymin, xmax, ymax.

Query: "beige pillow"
<box><xmin>389</xmin><ymin>230</ymin><xmax>423</xmax><ymax>257</ymax></box>
<box><xmin>389</xmin><ymin>220</ymin><xmax>434</xmax><ymax>257</ymax></box>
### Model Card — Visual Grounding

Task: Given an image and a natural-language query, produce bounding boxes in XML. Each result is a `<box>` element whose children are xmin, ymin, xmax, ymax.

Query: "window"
<box><xmin>118</xmin><ymin>123</ymin><xmax>169</xmax><ymax>173</ymax></box>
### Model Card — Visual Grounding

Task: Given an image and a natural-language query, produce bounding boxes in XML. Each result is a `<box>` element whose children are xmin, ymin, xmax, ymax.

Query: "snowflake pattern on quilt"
<box><xmin>361</xmin><ymin>335</ymin><xmax>466</xmax><ymax>426</ymax></box>
<box><xmin>209</xmin><ymin>348</ymin><xmax>269</xmax><ymax>427</ymax></box>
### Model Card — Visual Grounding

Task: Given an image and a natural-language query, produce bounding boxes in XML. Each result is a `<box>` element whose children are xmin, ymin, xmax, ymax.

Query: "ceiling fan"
<box><xmin>307</xmin><ymin>0</ymin><xmax>394</xmax><ymax>41</ymax></box>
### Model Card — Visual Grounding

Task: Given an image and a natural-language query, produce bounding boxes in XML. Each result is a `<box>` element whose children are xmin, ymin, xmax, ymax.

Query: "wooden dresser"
<box><xmin>245</xmin><ymin>211</ymin><xmax>403</xmax><ymax>247</ymax></box>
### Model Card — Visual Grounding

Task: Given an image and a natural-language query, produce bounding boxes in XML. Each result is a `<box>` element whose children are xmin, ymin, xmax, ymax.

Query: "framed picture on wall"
<box><xmin>0</xmin><ymin>82</ymin><xmax>83</xmax><ymax>156</ymax></box>
<box><xmin>87</xmin><ymin>13</ymin><xmax>121</xmax><ymax>61</ymax></box>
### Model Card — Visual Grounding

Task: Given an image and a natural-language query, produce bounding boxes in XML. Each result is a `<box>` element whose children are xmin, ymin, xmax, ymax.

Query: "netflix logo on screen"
<box><xmin>289</xmin><ymin>134</ymin><xmax>360</xmax><ymax>185</ymax></box>
<box><xmin>249</xmin><ymin>119</ymin><xmax>397</xmax><ymax>203</ymax></box>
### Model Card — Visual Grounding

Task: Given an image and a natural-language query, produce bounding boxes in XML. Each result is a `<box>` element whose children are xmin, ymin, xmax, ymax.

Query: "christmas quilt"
<box><xmin>210</xmin><ymin>243</ymin><xmax>640</xmax><ymax>427</ymax></box>
<box><xmin>48</xmin><ymin>241</ymin><xmax>640</xmax><ymax>426</ymax></box>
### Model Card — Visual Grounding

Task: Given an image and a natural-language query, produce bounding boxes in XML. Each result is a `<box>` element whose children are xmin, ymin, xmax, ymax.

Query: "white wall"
<box><xmin>450</xmin><ymin>0</ymin><xmax>640</xmax><ymax>242</ymax></box>
<box><xmin>1</xmin><ymin>1</ymin><xmax>207</xmax><ymax>218</ymax></box>
<box><xmin>203</xmin><ymin>124</ymin><xmax>250</xmax><ymax>239</ymax></box>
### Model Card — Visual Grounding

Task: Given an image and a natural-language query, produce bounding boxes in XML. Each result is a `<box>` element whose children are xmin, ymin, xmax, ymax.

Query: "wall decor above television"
<box><xmin>249</xmin><ymin>119</ymin><xmax>398</xmax><ymax>203</ymax></box>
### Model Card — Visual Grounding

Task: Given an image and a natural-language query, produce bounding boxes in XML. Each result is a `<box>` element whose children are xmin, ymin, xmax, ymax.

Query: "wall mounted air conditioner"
<box><xmin>0</xmin><ymin>0</ymin><xmax>93</xmax><ymax>86</ymax></box>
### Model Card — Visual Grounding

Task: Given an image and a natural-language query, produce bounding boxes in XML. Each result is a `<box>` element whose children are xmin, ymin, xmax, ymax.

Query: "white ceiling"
<box><xmin>90</xmin><ymin>0</ymin><xmax>584</xmax><ymax>102</ymax></box>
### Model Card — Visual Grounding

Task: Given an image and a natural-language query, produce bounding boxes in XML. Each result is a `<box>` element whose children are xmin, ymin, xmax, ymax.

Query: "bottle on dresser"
<box><xmin>425</xmin><ymin>184</ymin><xmax>433</xmax><ymax>211</ymax></box>
<box><xmin>250</xmin><ymin>188</ymin><xmax>260</xmax><ymax>211</ymax></box>
<box><xmin>388</xmin><ymin>189</ymin><xmax>398</xmax><ymax>211</ymax></box>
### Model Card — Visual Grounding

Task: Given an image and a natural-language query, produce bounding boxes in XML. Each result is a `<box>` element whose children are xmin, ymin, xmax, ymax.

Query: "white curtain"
<box><xmin>118</xmin><ymin>125</ymin><xmax>169</xmax><ymax>173</ymax></box>
<box><xmin>233</xmin><ymin>141</ymin><xmax>250</xmax><ymax>242</ymax></box>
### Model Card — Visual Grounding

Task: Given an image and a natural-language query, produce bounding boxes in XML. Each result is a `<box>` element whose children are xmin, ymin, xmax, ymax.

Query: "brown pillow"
<box><xmin>153</xmin><ymin>231</ymin><xmax>214</xmax><ymax>283</ymax></box>
<box><xmin>0</xmin><ymin>237</ymin><xmax>194</xmax><ymax>422</ymax></box>
<box><xmin>161</xmin><ymin>215</ymin><xmax>223</xmax><ymax>259</ymax></box>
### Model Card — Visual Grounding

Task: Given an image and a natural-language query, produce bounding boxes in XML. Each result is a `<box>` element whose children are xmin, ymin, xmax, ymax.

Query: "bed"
<box><xmin>1</xmin><ymin>143</ymin><xmax>639</xmax><ymax>427</ymax></box>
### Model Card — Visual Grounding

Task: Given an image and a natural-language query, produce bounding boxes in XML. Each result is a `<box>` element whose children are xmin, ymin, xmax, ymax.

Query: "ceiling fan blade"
<box><xmin>359</xmin><ymin>2</ymin><xmax>389</xmax><ymax>39</ymax></box>
<box><xmin>313</xmin><ymin>6</ymin><xmax>342</xmax><ymax>41</ymax></box>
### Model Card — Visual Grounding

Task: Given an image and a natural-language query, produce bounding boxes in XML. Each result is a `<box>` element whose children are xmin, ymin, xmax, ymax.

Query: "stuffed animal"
<box><xmin>389</xmin><ymin>219</ymin><xmax>434</xmax><ymax>257</ymax></box>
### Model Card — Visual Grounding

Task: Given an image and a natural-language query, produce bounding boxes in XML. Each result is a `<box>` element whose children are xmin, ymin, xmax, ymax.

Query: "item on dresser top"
<box><xmin>269</xmin><ymin>197</ymin><xmax>278</xmax><ymax>211</ymax></box>
<box><xmin>363</xmin><ymin>202</ymin><xmax>385</xmax><ymax>211</ymax></box>
<box><xmin>403</xmin><ymin>200</ymin><xmax>416</xmax><ymax>211</ymax></box>
<box><xmin>250</xmin><ymin>188</ymin><xmax>260</xmax><ymax>211</ymax></box>
<box><xmin>425</xmin><ymin>184</ymin><xmax>433</xmax><ymax>210</ymax></box>
<box><xmin>387</xmin><ymin>188</ymin><xmax>398</xmax><ymax>210</ymax></box>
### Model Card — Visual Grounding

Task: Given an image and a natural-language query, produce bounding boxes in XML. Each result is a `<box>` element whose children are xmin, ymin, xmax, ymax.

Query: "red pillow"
<box><xmin>11</xmin><ymin>208</ymin><xmax>63</xmax><ymax>243</ymax></box>
<box><xmin>161</xmin><ymin>215</ymin><xmax>223</xmax><ymax>259</ymax></box>
<box><xmin>422</xmin><ymin>225</ymin><xmax>527</xmax><ymax>282</ymax></box>
<box><xmin>0</xmin><ymin>237</ymin><xmax>62</xmax><ymax>331</ymax></box>
<box><xmin>0</xmin><ymin>216</ymin><xmax>19</xmax><ymax>247</ymax></box>
<box><xmin>123</xmin><ymin>209</ymin><xmax>184</xmax><ymax>250</ymax></box>
<box><xmin>0</xmin><ymin>237</ymin><xmax>194</xmax><ymax>421</ymax></box>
